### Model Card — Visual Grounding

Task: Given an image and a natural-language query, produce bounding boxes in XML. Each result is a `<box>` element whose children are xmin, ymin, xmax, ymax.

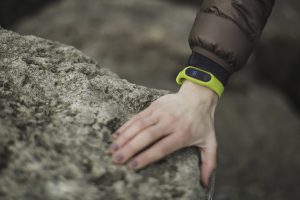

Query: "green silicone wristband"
<box><xmin>176</xmin><ymin>66</ymin><xmax>224</xmax><ymax>97</ymax></box>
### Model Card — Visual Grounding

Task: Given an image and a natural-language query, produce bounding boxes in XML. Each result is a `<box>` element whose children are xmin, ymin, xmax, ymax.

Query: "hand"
<box><xmin>108</xmin><ymin>80</ymin><xmax>218</xmax><ymax>187</ymax></box>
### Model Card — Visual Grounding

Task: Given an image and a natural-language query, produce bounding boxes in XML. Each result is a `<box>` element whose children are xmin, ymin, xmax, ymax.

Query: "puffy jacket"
<box><xmin>189</xmin><ymin>0</ymin><xmax>275</xmax><ymax>73</ymax></box>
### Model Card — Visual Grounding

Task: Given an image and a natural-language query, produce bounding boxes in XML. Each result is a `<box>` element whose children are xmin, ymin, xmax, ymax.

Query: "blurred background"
<box><xmin>1</xmin><ymin>0</ymin><xmax>299</xmax><ymax>199</ymax></box>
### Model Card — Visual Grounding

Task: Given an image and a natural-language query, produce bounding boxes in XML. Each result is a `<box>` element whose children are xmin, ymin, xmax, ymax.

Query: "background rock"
<box><xmin>13</xmin><ymin>0</ymin><xmax>196</xmax><ymax>90</ymax></box>
<box><xmin>0</xmin><ymin>0</ymin><xmax>58</xmax><ymax>28</ymax></box>
<box><xmin>0</xmin><ymin>28</ymin><xmax>210</xmax><ymax>200</ymax></box>
<box><xmin>254</xmin><ymin>0</ymin><xmax>300</xmax><ymax>111</ymax></box>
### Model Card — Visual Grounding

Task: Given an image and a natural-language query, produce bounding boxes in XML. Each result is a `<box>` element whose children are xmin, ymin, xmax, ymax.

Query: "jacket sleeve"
<box><xmin>189</xmin><ymin>0</ymin><xmax>275</xmax><ymax>73</ymax></box>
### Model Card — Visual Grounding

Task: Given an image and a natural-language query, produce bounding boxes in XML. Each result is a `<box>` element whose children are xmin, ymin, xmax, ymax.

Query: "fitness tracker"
<box><xmin>187</xmin><ymin>52</ymin><xmax>231</xmax><ymax>86</ymax></box>
<box><xmin>176</xmin><ymin>66</ymin><xmax>224</xmax><ymax>97</ymax></box>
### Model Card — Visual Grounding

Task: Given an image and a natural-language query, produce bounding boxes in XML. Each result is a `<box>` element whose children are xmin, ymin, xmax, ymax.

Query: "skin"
<box><xmin>108</xmin><ymin>80</ymin><xmax>218</xmax><ymax>187</ymax></box>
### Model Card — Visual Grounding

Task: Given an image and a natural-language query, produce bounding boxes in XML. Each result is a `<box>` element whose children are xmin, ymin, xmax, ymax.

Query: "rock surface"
<box><xmin>0</xmin><ymin>28</ymin><xmax>210</xmax><ymax>200</ymax></box>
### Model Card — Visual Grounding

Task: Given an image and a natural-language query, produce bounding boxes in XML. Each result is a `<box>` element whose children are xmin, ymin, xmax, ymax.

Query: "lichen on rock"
<box><xmin>0</xmin><ymin>27</ymin><xmax>210</xmax><ymax>200</ymax></box>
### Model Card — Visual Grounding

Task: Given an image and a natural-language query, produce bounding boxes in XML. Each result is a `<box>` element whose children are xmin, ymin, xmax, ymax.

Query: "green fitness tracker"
<box><xmin>176</xmin><ymin>66</ymin><xmax>224</xmax><ymax>97</ymax></box>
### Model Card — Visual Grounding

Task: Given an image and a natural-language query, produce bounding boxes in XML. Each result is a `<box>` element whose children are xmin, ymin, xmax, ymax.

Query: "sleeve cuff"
<box><xmin>189</xmin><ymin>12</ymin><xmax>254</xmax><ymax>73</ymax></box>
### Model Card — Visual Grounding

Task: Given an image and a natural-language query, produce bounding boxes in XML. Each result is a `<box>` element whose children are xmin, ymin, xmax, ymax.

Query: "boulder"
<box><xmin>0</xmin><ymin>28</ymin><xmax>210</xmax><ymax>200</ymax></box>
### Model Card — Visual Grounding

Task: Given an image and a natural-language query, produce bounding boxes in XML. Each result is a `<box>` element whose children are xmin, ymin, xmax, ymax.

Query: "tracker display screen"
<box><xmin>186</xmin><ymin>68</ymin><xmax>211</xmax><ymax>82</ymax></box>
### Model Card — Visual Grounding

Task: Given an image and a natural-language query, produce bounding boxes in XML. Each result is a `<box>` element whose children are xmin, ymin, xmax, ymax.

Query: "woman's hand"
<box><xmin>108</xmin><ymin>80</ymin><xmax>218</xmax><ymax>187</ymax></box>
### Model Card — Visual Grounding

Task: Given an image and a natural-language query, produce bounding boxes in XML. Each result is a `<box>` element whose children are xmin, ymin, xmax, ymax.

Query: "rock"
<box><xmin>215</xmin><ymin>85</ymin><xmax>300</xmax><ymax>200</ymax></box>
<box><xmin>0</xmin><ymin>28</ymin><xmax>210</xmax><ymax>200</ymax></box>
<box><xmin>254</xmin><ymin>0</ymin><xmax>300</xmax><ymax>110</ymax></box>
<box><xmin>0</xmin><ymin>0</ymin><xmax>58</xmax><ymax>28</ymax></box>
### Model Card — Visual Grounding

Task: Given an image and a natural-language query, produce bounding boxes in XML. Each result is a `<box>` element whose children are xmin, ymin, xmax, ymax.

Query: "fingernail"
<box><xmin>114</xmin><ymin>154</ymin><xmax>124</xmax><ymax>162</ymax></box>
<box><xmin>128</xmin><ymin>160</ymin><xmax>138</xmax><ymax>169</ymax></box>
<box><xmin>109</xmin><ymin>144</ymin><xmax>119</xmax><ymax>152</ymax></box>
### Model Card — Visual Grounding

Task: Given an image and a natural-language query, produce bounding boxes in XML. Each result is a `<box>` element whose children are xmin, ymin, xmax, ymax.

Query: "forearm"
<box><xmin>189</xmin><ymin>0</ymin><xmax>276</xmax><ymax>73</ymax></box>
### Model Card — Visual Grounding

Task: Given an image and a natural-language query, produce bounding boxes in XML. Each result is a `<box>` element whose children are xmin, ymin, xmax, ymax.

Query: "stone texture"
<box><xmin>0</xmin><ymin>28</ymin><xmax>210</xmax><ymax>200</ymax></box>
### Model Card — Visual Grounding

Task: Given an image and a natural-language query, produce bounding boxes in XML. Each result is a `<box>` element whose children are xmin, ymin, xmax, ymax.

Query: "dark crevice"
<box><xmin>0</xmin><ymin>144</ymin><xmax>12</xmax><ymax>173</ymax></box>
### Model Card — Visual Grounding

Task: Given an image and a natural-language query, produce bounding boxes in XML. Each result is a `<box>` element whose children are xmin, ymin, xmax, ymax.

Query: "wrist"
<box><xmin>178</xmin><ymin>80</ymin><xmax>218</xmax><ymax>105</ymax></box>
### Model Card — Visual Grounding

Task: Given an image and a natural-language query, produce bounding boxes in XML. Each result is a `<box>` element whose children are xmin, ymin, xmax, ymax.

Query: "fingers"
<box><xmin>109</xmin><ymin>113</ymin><xmax>159</xmax><ymax>152</ymax></box>
<box><xmin>112</xmin><ymin>107</ymin><xmax>154</xmax><ymax>139</ymax></box>
<box><xmin>111</xmin><ymin>123</ymin><xmax>168</xmax><ymax>164</ymax></box>
<box><xmin>127</xmin><ymin>134</ymin><xmax>185</xmax><ymax>169</ymax></box>
<box><xmin>199</xmin><ymin>144</ymin><xmax>217</xmax><ymax>188</ymax></box>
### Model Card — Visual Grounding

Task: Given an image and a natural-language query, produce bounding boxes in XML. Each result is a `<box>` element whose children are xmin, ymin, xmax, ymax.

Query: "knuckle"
<box><xmin>144</xmin><ymin>130</ymin><xmax>155</xmax><ymax>140</ymax></box>
<box><xmin>178</xmin><ymin>128</ymin><xmax>192</xmax><ymax>143</ymax></box>
<box><xmin>154</xmin><ymin>148</ymin><xmax>165</xmax><ymax>159</ymax></box>
<box><xmin>118</xmin><ymin>134</ymin><xmax>129</xmax><ymax>143</ymax></box>
<box><xmin>150</xmin><ymin>101</ymin><xmax>160</xmax><ymax>109</ymax></box>
<box><xmin>212</xmin><ymin>141</ymin><xmax>218</xmax><ymax>149</ymax></box>
<box><xmin>164</xmin><ymin>114</ymin><xmax>177</xmax><ymax>125</ymax></box>
<box><xmin>126</xmin><ymin>143</ymin><xmax>138</xmax><ymax>153</ymax></box>
<box><xmin>136</xmin><ymin>119</ymin><xmax>147</xmax><ymax>129</ymax></box>
<box><xmin>131</xmin><ymin>114</ymin><xmax>139</xmax><ymax>121</ymax></box>
<box><xmin>169</xmin><ymin>113</ymin><xmax>178</xmax><ymax>121</ymax></box>
<box><xmin>138</xmin><ymin>153</ymin><xmax>154</xmax><ymax>167</ymax></box>
<box><xmin>208</xmin><ymin>136</ymin><xmax>218</xmax><ymax>150</ymax></box>
<box><xmin>210</xmin><ymin>160</ymin><xmax>217</xmax><ymax>171</ymax></box>
<box><xmin>116</xmin><ymin>138</ymin><xmax>125</xmax><ymax>147</ymax></box>
<box><xmin>140</xmin><ymin>153</ymin><xmax>150</xmax><ymax>163</ymax></box>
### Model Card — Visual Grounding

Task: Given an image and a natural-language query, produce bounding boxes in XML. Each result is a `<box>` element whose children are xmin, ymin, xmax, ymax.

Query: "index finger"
<box><xmin>112</xmin><ymin>107</ymin><xmax>154</xmax><ymax>138</ymax></box>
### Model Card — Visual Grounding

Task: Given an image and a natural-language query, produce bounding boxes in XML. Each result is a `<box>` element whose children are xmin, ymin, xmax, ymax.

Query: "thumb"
<box><xmin>199</xmin><ymin>145</ymin><xmax>217</xmax><ymax>188</ymax></box>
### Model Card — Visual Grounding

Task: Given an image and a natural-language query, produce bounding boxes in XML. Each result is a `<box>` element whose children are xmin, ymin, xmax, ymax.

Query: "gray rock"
<box><xmin>0</xmin><ymin>28</ymin><xmax>209</xmax><ymax>200</ymax></box>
